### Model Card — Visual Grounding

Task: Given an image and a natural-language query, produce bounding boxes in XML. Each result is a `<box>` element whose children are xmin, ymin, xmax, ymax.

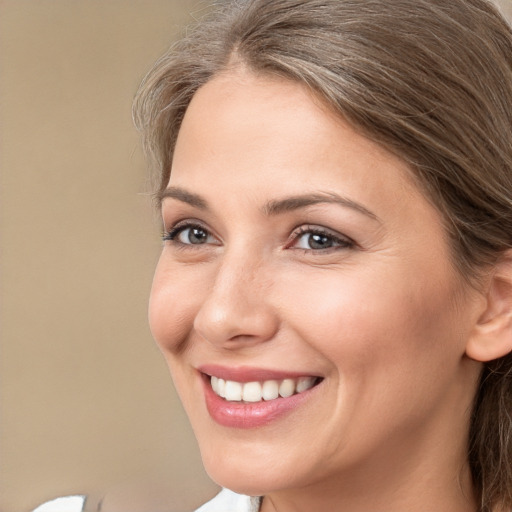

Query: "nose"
<box><xmin>193</xmin><ymin>251</ymin><xmax>279</xmax><ymax>349</ymax></box>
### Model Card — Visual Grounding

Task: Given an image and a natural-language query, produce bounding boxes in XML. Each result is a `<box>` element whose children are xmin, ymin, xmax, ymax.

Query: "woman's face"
<box><xmin>149</xmin><ymin>71</ymin><xmax>483</xmax><ymax>496</ymax></box>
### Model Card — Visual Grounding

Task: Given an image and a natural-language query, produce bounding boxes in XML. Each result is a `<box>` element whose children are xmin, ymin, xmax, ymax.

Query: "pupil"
<box><xmin>309</xmin><ymin>233</ymin><xmax>332</xmax><ymax>249</ymax></box>
<box><xmin>189</xmin><ymin>228</ymin><xmax>207</xmax><ymax>244</ymax></box>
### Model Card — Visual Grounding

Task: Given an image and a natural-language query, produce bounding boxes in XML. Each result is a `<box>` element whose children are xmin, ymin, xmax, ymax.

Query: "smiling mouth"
<box><xmin>208</xmin><ymin>375</ymin><xmax>322</xmax><ymax>403</ymax></box>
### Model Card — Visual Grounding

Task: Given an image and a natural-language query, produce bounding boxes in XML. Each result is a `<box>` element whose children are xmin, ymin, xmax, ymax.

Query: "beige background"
<box><xmin>0</xmin><ymin>2</ymin><xmax>220</xmax><ymax>512</ymax></box>
<box><xmin>1</xmin><ymin>1</ymin><xmax>511</xmax><ymax>512</ymax></box>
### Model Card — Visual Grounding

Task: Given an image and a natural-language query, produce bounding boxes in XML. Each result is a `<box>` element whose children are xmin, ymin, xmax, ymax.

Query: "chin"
<box><xmin>200</xmin><ymin>445</ymin><xmax>296</xmax><ymax>496</ymax></box>
<box><xmin>206</xmin><ymin>470</ymin><xmax>278</xmax><ymax>497</ymax></box>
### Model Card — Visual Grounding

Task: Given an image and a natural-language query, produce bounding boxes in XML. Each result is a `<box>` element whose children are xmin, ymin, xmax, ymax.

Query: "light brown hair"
<box><xmin>133</xmin><ymin>1</ymin><xmax>512</xmax><ymax>510</ymax></box>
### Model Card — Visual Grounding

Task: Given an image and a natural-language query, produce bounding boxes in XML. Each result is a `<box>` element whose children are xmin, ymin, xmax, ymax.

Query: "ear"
<box><xmin>466</xmin><ymin>251</ymin><xmax>512</xmax><ymax>362</ymax></box>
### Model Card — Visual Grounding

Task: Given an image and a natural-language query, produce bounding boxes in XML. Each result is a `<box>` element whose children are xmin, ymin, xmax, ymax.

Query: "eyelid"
<box><xmin>163</xmin><ymin>217</ymin><xmax>207</xmax><ymax>234</ymax></box>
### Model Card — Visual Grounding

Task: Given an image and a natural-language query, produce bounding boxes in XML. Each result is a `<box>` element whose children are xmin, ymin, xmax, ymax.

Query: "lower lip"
<box><xmin>202</xmin><ymin>374</ymin><xmax>320</xmax><ymax>428</ymax></box>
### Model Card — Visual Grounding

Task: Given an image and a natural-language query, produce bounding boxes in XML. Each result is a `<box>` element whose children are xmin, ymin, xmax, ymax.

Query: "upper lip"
<box><xmin>198</xmin><ymin>364</ymin><xmax>322</xmax><ymax>383</ymax></box>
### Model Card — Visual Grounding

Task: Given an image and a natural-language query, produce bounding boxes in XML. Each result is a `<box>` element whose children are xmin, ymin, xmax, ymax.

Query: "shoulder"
<box><xmin>195</xmin><ymin>488</ymin><xmax>262</xmax><ymax>512</ymax></box>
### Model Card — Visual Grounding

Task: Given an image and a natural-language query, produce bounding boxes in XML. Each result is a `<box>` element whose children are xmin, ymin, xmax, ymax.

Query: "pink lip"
<box><xmin>199</xmin><ymin>367</ymin><xmax>322</xmax><ymax>429</ymax></box>
<box><xmin>198</xmin><ymin>364</ymin><xmax>318</xmax><ymax>383</ymax></box>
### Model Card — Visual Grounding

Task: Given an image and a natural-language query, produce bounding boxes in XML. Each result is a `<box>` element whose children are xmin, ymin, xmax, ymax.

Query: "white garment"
<box><xmin>32</xmin><ymin>489</ymin><xmax>259</xmax><ymax>512</ymax></box>
<box><xmin>195</xmin><ymin>489</ymin><xmax>262</xmax><ymax>512</ymax></box>
<box><xmin>32</xmin><ymin>495</ymin><xmax>86</xmax><ymax>512</ymax></box>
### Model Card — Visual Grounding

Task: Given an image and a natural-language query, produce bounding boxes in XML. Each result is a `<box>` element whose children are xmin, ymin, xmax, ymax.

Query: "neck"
<box><xmin>261</xmin><ymin>464</ymin><xmax>476</xmax><ymax>512</ymax></box>
<box><xmin>260</xmin><ymin>424</ymin><xmax>477</xmax><ymax>512</ymax></box>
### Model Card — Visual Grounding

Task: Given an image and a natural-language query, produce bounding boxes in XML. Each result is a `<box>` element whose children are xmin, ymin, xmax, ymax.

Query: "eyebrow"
<box><xmin>160</xmin><ymin>186</ymin><xmax>379</xmax><ymax>222</ymax></box>
<box><xmin>158</xmin><ymin>186</ymin><xmax>208</xmax><ymax>209</ymax></box>
<box><xmin>263</xmin><ymin>192</ymin><xmax>379</xmax><ymax>220</ymax></box>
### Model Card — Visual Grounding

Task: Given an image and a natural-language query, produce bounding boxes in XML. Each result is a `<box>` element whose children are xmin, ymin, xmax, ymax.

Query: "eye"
<box><xmin>290</xmin><ymin>226</ymin><xmax>354</xmax><ymax>251</ymax></box>
<box><xmin>163</xmin><ymin>222</ymin><xmax>218</xmax><ymax>246</ymax></box>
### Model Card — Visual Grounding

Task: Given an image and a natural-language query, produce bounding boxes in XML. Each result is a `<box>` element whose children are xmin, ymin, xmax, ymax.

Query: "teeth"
<box><xmin>211</xmin><ymin>376</ymin><xmax>227</xmax><ymax>397</ymax></box>
<box><xmin>218</xmin><ymin>378</ymin><xmax>226</xmax><ymax>398</ymax></box>
<box><xmin>210</xmin><ymin>375</ymin><xmax>318</xmax><ymax>402</ymax></box>
<box><xmin>296</xmin><ymin>376</ymin><xmax>316</xmax><ymax>393</ymax></box>
<box><xmin>224</xmin><ymin>380</ymin><xmax>242</xmax><ymax>401</ymax></box>
<box><xmin>279</xmin><ymin>379</ymin><xmax>295</xmax><ymax>398</ymax></box>
<box><xmin>242</xmin><ymin>381</ymin><xmax>262</xmax><ymax>402</ymax></box>
<box><xmin>262</xmin><ymin>380</ymin><xmax>279</xmax><ymax>400</ymax></box>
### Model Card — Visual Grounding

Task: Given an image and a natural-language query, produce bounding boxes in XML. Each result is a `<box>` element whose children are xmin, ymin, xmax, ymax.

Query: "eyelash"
<box><xmin>290</xmin><ymin>225</ymin><xmax>355</xmax><ymax>253</ymax></box>
<box><xmin>162</xmin><ymin>221</ymin><xmax>214</xmax><ymax>245</ymax></box>
<box><xmin>162</xmin><ymin>221</ymin><xmax>355</xmax><ymax>253</ymax></box>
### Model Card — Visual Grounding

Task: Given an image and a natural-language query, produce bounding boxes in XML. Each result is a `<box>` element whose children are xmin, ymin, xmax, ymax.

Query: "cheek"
<box><xmin>278</xmin><ymin>263</ymin><xmax>464</xmax><ymax>380</ymax></box>
<box><xmin>275</xmin><ymin>265</ymin><xmax>470</xmax><ymax>457</ymax></box>
<box><xmin>148</xmin><ymin>256</ymin><xmax>202</xmax><ymax>353</ymax></box>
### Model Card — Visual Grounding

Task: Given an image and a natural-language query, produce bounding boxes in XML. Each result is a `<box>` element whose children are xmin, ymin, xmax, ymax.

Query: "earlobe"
<box><xmin>466</xmin><ymin>252</ymin><xmax>512</xmax><ymax>362</ymax></box>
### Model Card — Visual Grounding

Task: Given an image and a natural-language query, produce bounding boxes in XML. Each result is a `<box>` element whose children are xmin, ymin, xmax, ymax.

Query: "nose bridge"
<box><xmin>217</xmin><ymin>244</ymin><xmax>261</xmax><ymax>293</ymax></box>
<box><xmin>193</xmin><ymin>243</ymin><xmax>277</xmax><ymax>347</ymax></box>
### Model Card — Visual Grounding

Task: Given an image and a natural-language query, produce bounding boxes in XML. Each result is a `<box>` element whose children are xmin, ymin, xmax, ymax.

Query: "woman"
<box><xmin>133</xmin><ymin>0</ymin><xmax>512</xmax><ymax>511</ymax></box>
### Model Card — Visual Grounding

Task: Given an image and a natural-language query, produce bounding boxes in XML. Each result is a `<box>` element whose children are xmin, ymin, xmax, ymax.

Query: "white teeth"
<box><xmin>213</xmin><ymin>377</ymin><xmax>227</xmax><ymax>398</ymax></box>
<box><xmin>279</xmin><ymin>379</ymin><xmax>295</xmax><ymax>398</ymax></box>
<box><xmin>210</xmin><ymin>375</ymin><xmax>318</xmax><ymax>402</ymax></box>
<box><xmin>224</xmin><ymin>380</ymin><xmax>242</xmax><ymax>401</ymax></box>
<box><xmin>296</xmin><ymin>376</ymin><xmax>316</xmax><ymax>393</ymax></box>
<box><xmin>262</xmin><ymin>380</ymin><xmax>279</xmax><ymax>400</ymax></box>
<box><xmin>242</xmin><ymin>381</ymin><xmax>262</xmax><ymax>402</ymax></box>
<box><xmin>211</xmin><ymin>376</ymin><xmax>219</xmax><ymax>393</ymax></box>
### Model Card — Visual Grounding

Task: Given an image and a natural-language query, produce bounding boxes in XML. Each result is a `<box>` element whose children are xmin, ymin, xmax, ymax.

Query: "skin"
<box><xmin>149</xmin><ymin>70</ymin><xmax>487</xmax><ymax>512</ymax></box>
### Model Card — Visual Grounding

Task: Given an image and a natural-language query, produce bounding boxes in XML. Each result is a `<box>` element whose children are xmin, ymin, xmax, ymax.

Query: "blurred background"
<box><xmin>1</xmin><ymin>1</ymin><xmax>511</xmax><ymax>512</ymax></box>
<box><xmin>0</xmin><ymin>2</ymin><xmax>220</xmax><ymax>511</ymax></box>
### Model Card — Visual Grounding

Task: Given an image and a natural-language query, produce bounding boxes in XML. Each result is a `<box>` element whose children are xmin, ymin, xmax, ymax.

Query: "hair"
<box><xmin>133</xmin><ymin>1</ymin><xmax>512</xmax><ymax>510</ymax></box>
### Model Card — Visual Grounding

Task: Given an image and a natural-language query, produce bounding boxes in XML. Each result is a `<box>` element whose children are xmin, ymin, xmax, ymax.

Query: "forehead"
<box><xmin>170</xmin><ymin>71</ymin><xmax>421</xmax><ymax>214</ymax></box>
